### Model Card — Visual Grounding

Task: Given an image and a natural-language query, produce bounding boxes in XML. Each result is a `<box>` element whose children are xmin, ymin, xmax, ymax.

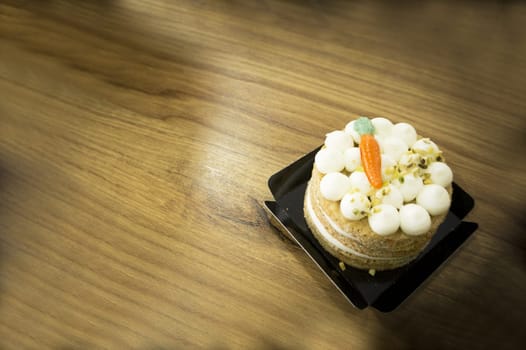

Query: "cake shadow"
<box><xmin>369</xmin><ymin>233</ymin><xmax>526</xmax><ymax>349</ymax></box>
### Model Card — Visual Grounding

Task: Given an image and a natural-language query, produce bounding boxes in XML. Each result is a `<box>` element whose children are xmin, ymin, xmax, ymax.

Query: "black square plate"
<box><xmin>265</xmin><ymin>147</ymin><xmax>478</xmax><ymax>312</ymax></box>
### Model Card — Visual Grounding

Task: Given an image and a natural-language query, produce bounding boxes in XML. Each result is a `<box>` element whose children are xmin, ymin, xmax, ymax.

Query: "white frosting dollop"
<box><xmin>325</xmin><ymin>130</ymin><xmax>353</xmax><ymax>151</ymax></box>
<box><xmin>412</xmin><ymin>138</ymin><xmax>440</xmax><ymax>155</ymax></box>
<box><xmin>399</xmin><ymin>204</ymin><xmax>432</xmax><ymax>235</ymax></box>
<box><xmin>344</xmin><ymin>147</ymin><xmax>361</xmax><ymax>172</ymax></box>
<box><xmin>394</xmin><ymin>174</ymin><xmax>424</xmax><ymax>202</ymax></box>
<box><xmin>344</xmin><ymin>120</ymin><xmax>361</xmax><ymax>144</ymax></box>
<box><xmin>382</xmin><ymin>137</ymin><xmax>408</xmax><ymax>161</ymax></box>
<box><xmin>426</xmin><ymin>162</ymin><xmax>453</xmax><ymax>187</ymax></box>
<box><xmin>368</xmin><ymin>204</ymin><xmax>400</xmax><ymax>235</ymax></box>
<box><xmin>416</xmin><ymin>184</ymin><xmax>450</xmax><ymax>215</ymax></box>
<box><xmin>340</xmin><ymin>192</ymin><xmax>371</xmax><ymax>220</ymax></box>
<box><xmin>376</xmin><ymin>185</ymin><xmax>404</xmax><ymax>209</ymax></box>
<box><xmin>349</xmin><ymin>171</ymin><xmax>372</xmax><ymax>194</ymax></box>
<box><xmin>320</xmin><ymin>172</ymin><xmax>351</xmax><ymax>201</ymax></box>
<box><xmin>315</xmin><ymin>148</ymin><xmax>345</xmax><ymax>174</ymax></box>
<box><xmin>392</xmin><ymin>122</ymin><xmax>417</xmax><ymax>147</ymax></box>
<box><xmin>371</xmin><ymin>117</ymin><xmax>393</xmax><ymax>137</ymax></box>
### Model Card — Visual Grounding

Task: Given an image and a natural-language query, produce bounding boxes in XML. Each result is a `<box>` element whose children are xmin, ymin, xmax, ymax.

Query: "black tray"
<box><xmin>265</xmin><ymin>147</ymin><xmax>478</xmax><ymax>312</ymax></box>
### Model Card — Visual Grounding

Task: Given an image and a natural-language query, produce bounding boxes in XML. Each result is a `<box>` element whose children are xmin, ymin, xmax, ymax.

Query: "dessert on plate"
<box><xmin>304</xmin><ymin>117</ymin><xmax>453</xmax><ymax>271</ymax></box>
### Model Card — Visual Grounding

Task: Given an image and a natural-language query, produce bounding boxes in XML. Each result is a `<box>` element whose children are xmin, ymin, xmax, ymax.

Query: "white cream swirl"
<box><xmin>416</xmin><ymin>184</ymin><xmax>451</xmax><ymax>216</ymax></box>
<box><xmin>399</xmin><ymin>204</ymin><xmax>431</xmax><ymax>235</ymax></box>
<box><xmin>426</xmin><ymin>162</ymin><xmax>453</xmax><ymax>187</ymax></box>
<box><xmin>412</xmin><ymin>138</ymin><xmax>440</xmax><ymax>155</ymax></box>
<box><xmin>349</xmin><ymin>171</ymin><xmax>372</xmax><ymax>194</ymax></box>
<box><xmin>371</xmin><ymin>117</ymin><xmax>394</xmax><ymax>137</ymax></box>
<box><xmin>368</xmin><ymin>204</ymin><xmax>400</xmax><ymax>235</ymax></box>
<box><xmin>320</xmin><ymin>172</ymin><xmax>351</xmax><ymax>201</ymax></box>
<box><xmin>315</xmin><ymin>148</ymin><xmax>345</xmax><ymax>174</ymax></box>
<box><xmin>394</xmin><ymin>174</ymin><xmax>424</xmax><ymax>202</ymax></box>
<box><xmin>340</xmin><ymin>192</ymin><xmax>371</xmax><ymax>220</ymax></box>
<box><xmin>325</xmin><ymin>130</ymin><xmax>353</xmax><ymax>151</ymax></box>
<box><xmin>376</xmin><ymin>185</ymin><xmax>404</xmax><ymax>209</ymax></box>
<box><xmin>344</xmin><ymin>147</ymin><xmax>361</xmax><ymax>172</ymax></box>
<box><xmin>392</xmin><ymin>122</ymin><xmax>417</xmax><ymax>147</ymax></box>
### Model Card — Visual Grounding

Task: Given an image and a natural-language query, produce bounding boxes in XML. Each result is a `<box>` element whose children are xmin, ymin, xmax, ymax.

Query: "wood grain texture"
<box><xmin>1</xmin><ymin>1</ymin><xmax>525</xmax><ymax>349</ymax></box>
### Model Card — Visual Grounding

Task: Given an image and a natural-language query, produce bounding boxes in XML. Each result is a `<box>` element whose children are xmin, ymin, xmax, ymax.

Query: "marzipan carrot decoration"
<box><xmin>354</xmin><ymin>117</ymin><xmax>383</xmax><ymax>189</ymax></box>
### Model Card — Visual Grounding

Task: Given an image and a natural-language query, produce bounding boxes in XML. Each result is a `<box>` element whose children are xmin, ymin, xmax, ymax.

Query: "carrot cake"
<box><xmin>304</xmin><ymin>117</ymin><xmax>453</xmax><ymax>271</ymax></box>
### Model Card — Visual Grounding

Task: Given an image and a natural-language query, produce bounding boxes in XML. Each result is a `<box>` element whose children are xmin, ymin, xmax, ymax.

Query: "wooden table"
<box><xmin>1</xmin><ymin>1</ymin><xmax>525</xmax><ymax>348</ymax></box>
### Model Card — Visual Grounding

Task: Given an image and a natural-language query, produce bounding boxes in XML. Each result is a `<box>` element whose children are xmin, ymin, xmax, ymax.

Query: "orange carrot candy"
<box><xmin>354</xmin><ymin>117</ymin><xmax>383</xmax><ymax>189</ymax></box>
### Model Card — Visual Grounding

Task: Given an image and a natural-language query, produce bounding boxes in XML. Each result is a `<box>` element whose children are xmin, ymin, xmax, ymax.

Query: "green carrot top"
<box><xmin>354</xmin><ymin>117</ymin><xmax>375</xmax><ymax>136</ymax></box>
